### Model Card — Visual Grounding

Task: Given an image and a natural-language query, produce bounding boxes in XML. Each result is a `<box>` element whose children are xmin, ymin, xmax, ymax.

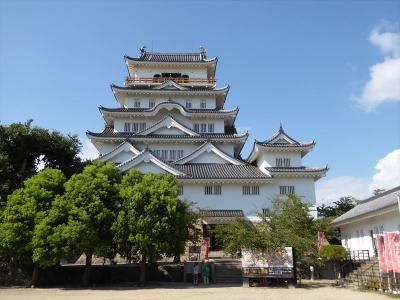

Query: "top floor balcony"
<box><xmin>125</xmin><ymin>76</ymin><xmax>216</xmax><ymax>87</ymax></box>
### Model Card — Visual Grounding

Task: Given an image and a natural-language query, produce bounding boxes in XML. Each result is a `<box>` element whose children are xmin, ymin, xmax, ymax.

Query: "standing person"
<box><xmin>193</xmin><ymin>262</ymin><xmax>200</xmax><ymax>285</ymax></box>
<box><xmin>202</xmin><ymin>261</ymin><xmax>210</xmax><ymax>285</ymax></box>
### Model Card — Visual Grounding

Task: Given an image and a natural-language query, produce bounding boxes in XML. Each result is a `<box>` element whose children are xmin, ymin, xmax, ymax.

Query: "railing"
<box><xmin>347</xmin><ymin>250</ymin><xmax>370</xmax><ymax>262</ymax></box>
<box><xmin>125</xmin><ymin>77</ymin><xmax>216</xmax><ymax>85</ymax></box>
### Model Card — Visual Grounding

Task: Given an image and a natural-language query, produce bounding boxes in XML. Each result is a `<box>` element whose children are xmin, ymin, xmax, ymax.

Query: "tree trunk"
<box><xmin>31</xmin><ymin>263</ymin><xmax>39</xmax><ymax>287</ymax></box>
<box><xmin>139</xmin><ymin>255</ymin><xmax>146</xmax><ymax>286</ymax></box>
<box><xmin>82</xmin><ymin>251</ymin><xmax>93</xmax><ymax>286</ymax></box>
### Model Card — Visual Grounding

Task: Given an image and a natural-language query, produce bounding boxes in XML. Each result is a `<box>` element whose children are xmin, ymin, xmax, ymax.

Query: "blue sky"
<box><xmin>1</xmin><ymin>0</ymin><xmax>399</xmax><ymax>203</ymax></box>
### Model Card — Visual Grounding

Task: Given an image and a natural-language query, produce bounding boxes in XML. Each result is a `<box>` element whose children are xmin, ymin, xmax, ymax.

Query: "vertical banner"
<box><xmin>317</xmin><ymin>231</ymin><xmax>329</xmax><ymax>252</ymax></box>
<box><xmin>387</xmin><ymin>232</ymin><xmax>400</xmax><ymax>273</ymax></box>
<box><xmin>377</xmin><ymin>235</ymin><xmax>387</xmax><ymax>273</ymax></box>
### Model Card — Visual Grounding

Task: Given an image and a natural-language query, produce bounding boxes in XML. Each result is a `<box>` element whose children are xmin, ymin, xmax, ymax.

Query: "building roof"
<box><xmin>87</xmin><ymin>126</ymin><xmax>248</xmax><ymax>141</ymax></box>
<box><xmin>175</xmin><ymin>163</ymin><xmax>271</xmax><ymax>180</ymax></box>
<box><xmin>125</xmin><ymin>50</ymin><xmax>217</xmax><ymax>63</ymax></box>
<box><xmin>255</xmin><ymin>124</ymin><xmax>315</xmax><ymax>147</ymax></box>
<box><xmin>111</xmin><ymin>83</ymin><xmax>227</xmax><ymax>92</ymax></box>
<box><xmin>199</xmin><ymin>210</ymin><xmax>245</xmax><ymax>218</ymax></box>
<box><xmin>265</xmin><ymin>166</ymin><xmax>328</xmax><ymax>173</ymax></box>
<box><xmin>331</xmin><ymin>186</ymin><xmax>400</xmax><ymax>226</ymax></box>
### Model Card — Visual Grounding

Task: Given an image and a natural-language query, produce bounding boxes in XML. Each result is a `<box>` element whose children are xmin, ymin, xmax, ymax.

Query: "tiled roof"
<box><xmin>255</xmin><ymin>125</ymin><xmax>314</xmax><ymax>147</ymax></box>
<box><xmin>87</xmin><ymin>126</ymin><xmax>248</xmax><ymax>140</ymax></box>
<box><xmin>175</xmin><ymin>163</ymin><xmax>271</xmax><ymax>179</ymax></box>
<box><xmin>331</xmin><ymin>186</ymin><xmax>400</xmax><ymax>225</ymax></box>
<box><xmin>199</xmin><ymin>210</ymin><xmax>245</xmax><ymax>218</ymax></box>
<box><xmin>99</xmin><ymin>102</ymin><xmax>238</xmax><ymax>114</ymax></box>
<box><xmin>125</xmin><ymin>52</ymin><xmax>217</xmax><ymax>63</ymax></box>
<box><xmin>265</xmin><ymin>166</ymin><xmax>328</xmax><ymax>173</ymax></box>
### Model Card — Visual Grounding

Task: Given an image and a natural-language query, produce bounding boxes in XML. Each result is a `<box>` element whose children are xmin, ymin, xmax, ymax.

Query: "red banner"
<box><xmin>317</xmin><ymin>231</ymin><xmax>329</xmax><ymax>252</ymax></box>
<box><xmin>377</xmin><ymin>232</ymin><xmax>400</xmax><ymax>273</ymax></box>
<box><xmin>377</xmin><ymin>235</ymin><xmax>387</xmax><ymax>273</ymax></box>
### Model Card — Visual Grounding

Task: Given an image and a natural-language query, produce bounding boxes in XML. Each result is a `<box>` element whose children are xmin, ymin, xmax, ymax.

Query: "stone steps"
<box><xmin>213</xmin><ymin>259</ymin><xmax>242</xmax><ymax>284</ymax></box>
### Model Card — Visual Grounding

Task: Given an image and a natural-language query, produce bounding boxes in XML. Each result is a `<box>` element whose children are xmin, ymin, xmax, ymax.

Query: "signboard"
<box><xmin>242</xmin><ymin>247</ymin><xmax>294</xmax><ymax>278</ymax></box>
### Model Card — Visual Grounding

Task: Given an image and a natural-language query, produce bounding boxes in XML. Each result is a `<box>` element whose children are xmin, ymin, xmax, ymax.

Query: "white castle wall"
<box><xmin>257</xmin><ymin>152</ymin><xmax>303</xmax><ymax>168</ymax></box>
<box><xmin>124</xmin><ymin>95</ymin><xmax>216</xmax><ymax>109</ymax></box>
<box><xmin>133</xmin><ymin>66</ymin><xmax>208</xmax><ymax>79</ymax></box>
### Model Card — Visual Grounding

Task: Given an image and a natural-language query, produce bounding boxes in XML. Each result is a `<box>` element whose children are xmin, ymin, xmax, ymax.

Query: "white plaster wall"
<box><xmin>257</xmin><ymin>152</ymin><xmax>303</xmax><ymax>168</ymax></box>
<box><xmin>339</xmin><ymin>210</ymin><xmax>400</xmax><ymax>256</ymax></box>
<box><xmin>134</xmin><ymin>66</ymin><xmax>208</xmax><ymax>79</ymax></box>
<box><xmin>268</xmin><ymin>178</ymin><xmax>316</xmax><ymax>205</ymax></box>
<box><xmin>179</xmin><ymin>183</ymin><xmax>274</xmax><ymax>215</ymax></box>
<box><xmin>124</xmin><ymin>95</ymin><xmax>216</xmax><ymax>109</ymax></box>
<box><xmin>134</xmin><ymin>161</ymin><xmax>168</xmax><ymax>174</ymax></box>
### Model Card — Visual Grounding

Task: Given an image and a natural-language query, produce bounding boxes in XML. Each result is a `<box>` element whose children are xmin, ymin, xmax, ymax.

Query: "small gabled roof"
<box><xmin>111</xmin><ymin>83</ymin><xmax>228</xmax><ymax>93</ymax></box>
<box><xmin>138</xmin><ymin>115</ymin><xmax>199</xmax><ymax>136</ymax></box>
<box><xmin>117</xmin><ymin>149</ymin><xmax>186</xmax><ymax>175</ymax></box>
<box><xmin>97</xmin><ymin>140</ymin><xmax>140</xmax><ymax>162</ymax></box>
<box><xmin>331</xmin><ymin>186</ymin><xmax>400</xmax><ymax>226</ymax></box>
<box><xmin>174</xmin><ymin>142</ymin><xmax>244</xmax><ymax>165</ymax></box>
<box><xmin>152</xmin><ymin>80</ymin><xmax>190</xmax><ymax>91</ymax></box>
<box><xmin>256</xmin><ymin>124</ymin><xmax>314</xmax><ymax>147</ymax></box>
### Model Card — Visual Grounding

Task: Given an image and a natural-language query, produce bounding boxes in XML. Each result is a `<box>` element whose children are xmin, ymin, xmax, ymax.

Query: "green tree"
<box><xmin>373</xmin><ymin>189</ymin><xmax>385</xmax><ymax>196</ymax></box>
<box><xmin>112</xmin><ymin>170</ymin><xmax>193</xmax><ymax>285</ymax></box>
<box><xmin>0</xmin><ymin>168</ymin><xmax>66</xmax><ymax>286</ymax></box>
<box><xmin>317</xmin><ymin>197</ymin><xmax>356</xmax><ymax>218</ymax></box>
<box><xmin>319</xmin><ymin>244</ymin><xmax>347</xmax><ymax>279</ymax></box>
<box><xmin>0</xmin><ymin>120</ymin><xmax>84</xmax><ymax>202</ymax></box>
<box><xmin>55</xmin><ymin>161</ymin><xmax>122</xmax><ymax>285</ymax></box>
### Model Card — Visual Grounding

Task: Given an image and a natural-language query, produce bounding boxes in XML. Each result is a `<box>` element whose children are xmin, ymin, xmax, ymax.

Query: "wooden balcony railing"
<box><xmin>125</xmin><ymin>77</ymin><xmax>216</xmax><ymax>85</ymax></box>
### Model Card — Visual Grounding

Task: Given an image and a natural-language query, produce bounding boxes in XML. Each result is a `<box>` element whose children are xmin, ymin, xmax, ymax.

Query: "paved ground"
<box><xmin>0</xmin><ymin>281</ymin><xmax>392</xmax><ymax>300</ymax></box>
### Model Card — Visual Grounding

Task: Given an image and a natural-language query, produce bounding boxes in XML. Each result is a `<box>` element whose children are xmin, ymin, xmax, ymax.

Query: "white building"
<box><xmin>331</xmin><ymin>186</ymin><xmax>400</xmax><ymax>257</ymax></box>
<box><xmin>87</xmin><ymin>47</ymin><xmax>328</xmax><ymax>219</ymax></box>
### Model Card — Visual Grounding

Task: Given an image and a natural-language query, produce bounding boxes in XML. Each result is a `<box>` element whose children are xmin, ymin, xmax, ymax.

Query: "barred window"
<box><xmin>283</xmin><ymin>158</ymin><xmax>291</xmax><ymax>167</ymax></box>
<box><xmin>193</xmin><ymin>123</ymin><xmax>200</xmax><ymax>132</ymax></box>
<box><xmin>243</xmin><ymin>185</ymin><xmax>260</xmax><ymax>195</ymax></box>
<box><xmin>186</xmin><ymin>101</ymin><xmax>192</xmax><ymax>109</ymax></box>
<box><xmin>205</xmin><ymin>186</ymin><xmax>221</xmax><ymax>195</ymax></box>
<box><xmin>178</xmin><ymin>186</ymin><xmax>183</xmax><ymax>196</ymax></box>
<box><xmin>276</xmin><ymin>158</ymin><xmax>283</xmax><ymax>167</ymax></box>
<box><xmin>134</xmin><ymin>100</ymin><xmax>141</xmax><ymax>108</ymax></box>
<box><xmin>149</xmin><ymin>101</ymin><xmax>155</xmax><ymax>108</ymax></box>
<box><xmin>208</xmin><ymin>123</ymin><xmax>214</xmax><ymax>133</ymax></box>
<box><xmin>154</xmin><ymin>150</ymin><xmax>161</xmax><ymax>157</ymax></box>
<box><xmin>276</xmin><ymin>158</ymin><xmax>291</xmax><ymax>167</ymax></box>
<box><xmin>169</xmin><ymin>150</ymin><xmax>176</xmax><ymax>161</ymax></box>
<box><xmin>161</xmin><ymin>150</ymin><xmax>168</xmax><ymax>160</ymax></box>
<box><xmin>200</xmin><ymin>123</ymin><xmax>207</xmax><ymax>133</ymax></box>
<box><xmin>177</xmin><ymin>150</ymin><xmax>184</xmax><ymax>159</ymax></box>
<box><xmin>200</xmin><ymin>100</ymin><xmax>207</xmax><ymax>109</ymax></box>
<box><xmin>279</xmin><ymin>185</ymin><xmax>295</xmax><ymax>195</ymax></box>
<box><xmin>132</xmin><ymin>123</ymin><xmax>139</xmax><ymax>132</ymax></box>
<box><xmin>139</xmin><ymin>123</ymin><xmax>146</xmax><ymax>131</ymax></box>
<box><xmin>124</xmin><ymin>122</ymin><xmax>131</xmax><ymax>132</ymax></box>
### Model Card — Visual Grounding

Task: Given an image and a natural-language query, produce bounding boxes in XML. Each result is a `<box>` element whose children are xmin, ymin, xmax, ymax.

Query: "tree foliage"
<box><xmin>112</xmin><ymin>169</ymin><xmax>195</xmax><ymax>284</ymax></box>
<box><xmin>0</xmin><ymin>168</ymin><xmax>66</xmax><ymax>285</ymax></box>
<box><xmin>317</xmin><ymin>196</ymin><xmax>356</xmax><ymax>218</ymax></box>
<box><xmin>319</xmin><ymin>244</ymin><xmax>347</xmax><ymax>262</ymax></box>
<box><xmin>0</xmin><ymin>120</ymin><xmax>84</xmax><ymax>202</ymax></box>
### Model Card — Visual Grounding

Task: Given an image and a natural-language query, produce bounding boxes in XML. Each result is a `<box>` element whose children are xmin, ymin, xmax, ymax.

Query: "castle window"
<box><xmin>283</xmin><ymin>158</ymin><xmax>291</xmax><ymax>167</ymax></box>
<box><xmin>193</xmin><ymin>123</ymin><xmax>199</xmax><ymax>132</ymax></box>
<box><xmin>139</xmin><ymin>123</ymin><xmax>146</xmax><ymax>131</ymax></box>
<box><xmin>178</xmin><ymin>186</ymin><xmax>184</xmax><ymax>196</ymax></box>
<box><xmin>200</xmin><ymin>124</ymin><xmax>207</xmax><ymax>133</ymax></box>
<box><xmin>134</xmin><ymin>100</ymin><xmax>141</xmax><ymax>108</ymax></box>
<box><xmin>208</xmin><ymin>124</ymin><xmax>214</xmax><ymax>133</ymax></box>
<box><xmin>200</xmin><ymin>100</ymin><xmax>207</xmax><ymax>109</ymax></box>
<box><xmin>132</xmin><ymin>123</ymin><xmax>139</xmax><ymax>132</ymax></box>
<box><xmin>279</xmin><ymin>185</ymin><xmax>295</xmax><ymax>195</ymax></box>
<box><xmin>177</xmin><ymin>150</ymin><xmax>184</xmax><ymax>159</ymax></box>
<box><xmin>149</xmin><ymin>101</ymin><xmax>155</xmax><ymax>108</ymax></box>
<box><xmin>169</xmin><ymin>150</ymin><xmax>176</xmax><ymax>161</ymax></box>
<box><xmin>186</xmin><ymin>100</ymin><xmax>192</xmax><ymax>109</ymax></box>
<box><xmin>124</xmin><ymin>122</ymin><xmax>131</xmax><ymax>132</ymax></box>
<box><xmin>154</xmin><ymin>150</ymin><xmax>161</xmax><ymax>157</ymax></box>
<box><xmin>243</xmin><ymin>185</ymin><xmax>259</xmax><ymax>195</ymax></box>
<box><xmin>276</xmin><ymin>158</ymin><xmax>283</xmax><ymax>167</ymax></box>
<box><xmin>161</xmin><ymin>150</ymin><xmax>168</xmax><ymax>160</ymax></box>
<box><xmin>205</xmin><ymin>185</ymin><xmax>222</xmax><ymax>195</ymax></box>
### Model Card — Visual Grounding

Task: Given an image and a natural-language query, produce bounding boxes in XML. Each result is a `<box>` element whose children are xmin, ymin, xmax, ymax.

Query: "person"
<box><xmin>193</xmin><ymin>262</ymin><xmax>200</xmax><ymax>285</ymax></box>
<box><xmin>202</xmin><ymin>261</ymin><xmax>210</xmax><ymax>285</ymax></box>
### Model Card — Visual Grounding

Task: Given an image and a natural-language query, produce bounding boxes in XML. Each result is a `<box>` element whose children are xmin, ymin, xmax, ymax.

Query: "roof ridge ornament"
<box><xmin>200</xmin><ymin>46</ymin><xmax>206</xmax><ymax>60</ymax></box>
<box><xmin>139</xmin><ymin>45</ymin><xmax>147</xmax><ymax>55</ymax></box>
<box><xmin>279</xmin><ymin>123</ymin><xmax>284</xmax><ymax>133</ymax></box>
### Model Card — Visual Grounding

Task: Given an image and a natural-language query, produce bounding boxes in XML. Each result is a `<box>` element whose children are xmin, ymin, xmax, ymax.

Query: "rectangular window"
<box><xmin>186</xmin><ymin>101</ymin><xmax>192</xmax><ymax>109</ymax></box>
<box><xmin>193</xmin><ymin>123</ymin><xmax>200</xmax><ymax>132</ymax></box>
<box><xmin>205</xmin><ymin>186</ymin><xmax>213</xmax><ymax>195</ymax></box>
<box><xmin>149</xmin><ymin>101</ymin><xmax>155</xmax><ymax>108</ymax></box>
<box><xmin>132</xmin><ymin>123</ymin><xmax>139</xmax><ymax>132</ymax></box>
<box><xmin>177</xmin><ymin>150</ymin><xmax>184</xmax><ymax>159</ymax></box>
<box><xmin>134</xmin><ymin>100</ymin><xmax>141</xmax><ymax>108</ymax></box>
<box><xmin>124</xmin><ymin>122</ymin><xmax>131</xmax><ymax>132</ymax></box>
<box><xmin>139</xmin><ymin>123</ymin><xmax>146</xmax><ymax>131</ymax></box>
<box><xmin>214</xmin><ymin>185</ymin><xmax>222</xmax><ymax>195</ymax></box>
<box><xmin>154</xmin><ymin>150</ymin><xmax>161</xmax><ymax>157</ymax></box>
<box><xmin>200</xmin><ymin>123</ymin><xmax>207</xmax><ymax>133</ymax></box>
<box><xmin>279</xmin><ymin>185</ymin><xmax>295</xmax><ymax>195</ymax></box>
<box><xmin>205</xmin><ymin>186</ymin><xmax>221</xmax><ymax>195</ymax></box>
<box><xmin>200</xmin><ymin>100</ymin><xmax>207</xmax><ymax>109</ymax></box>
<box><xmin>276</xmin><ymin>158</ymin><xmax>283</xmax><ymax>167</ymax></box>
<box><xmin>161</xmin><ymin>150</ymin><xmax>168</xmax><ymax>161</ymax></box>
<box><xmin>283</xmin><ymin>158</ymin><xmax>291</xmax><ymax>167</ymax></box>
<box><xmin>169</xmin><ymin>150</ymin><xmax>176</xmax><ymax>161</ymax></box>
<box><xmin>262</xmin><ymin>208</ymin><xmax>270</xmax><ymax>216</ymax></box>
<box><xmin>243</xmin><ymin>186</ymin><xmax>251</xmax><ymax>195</ymax></box>
<box><xmin>243</xmin><ymin>186</ymin><xmax>260</xmax><ymax>195</ymax></box>
<box><xmin>178</xmin><ymin>186</ymin><xmax>183</xmax><ymax>196</ymax></box>
<box><xmin>208</xmin><ymin>123</ymin><xmax>214</xmax><ymax>133</ymax></box>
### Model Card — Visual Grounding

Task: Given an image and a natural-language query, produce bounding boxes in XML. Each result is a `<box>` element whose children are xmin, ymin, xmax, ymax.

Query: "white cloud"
<box><xmin>370</xmin><ymin>149</ymin><xmax>400</xmax><ymax>191</ymax></box>
<box><xmin>78</xmin><ymin>137</ymin><xmax>99</xmax><ymax>161</ymax></box>
<box><xmin>316</xmin><ymin>149</ymin><xmax>400</xmax><ymax>205</ymax></box>
<box><xmin>357</xmin><ymin>24</ymin><xmax>400</xmax><ymax>112</ymax></box>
